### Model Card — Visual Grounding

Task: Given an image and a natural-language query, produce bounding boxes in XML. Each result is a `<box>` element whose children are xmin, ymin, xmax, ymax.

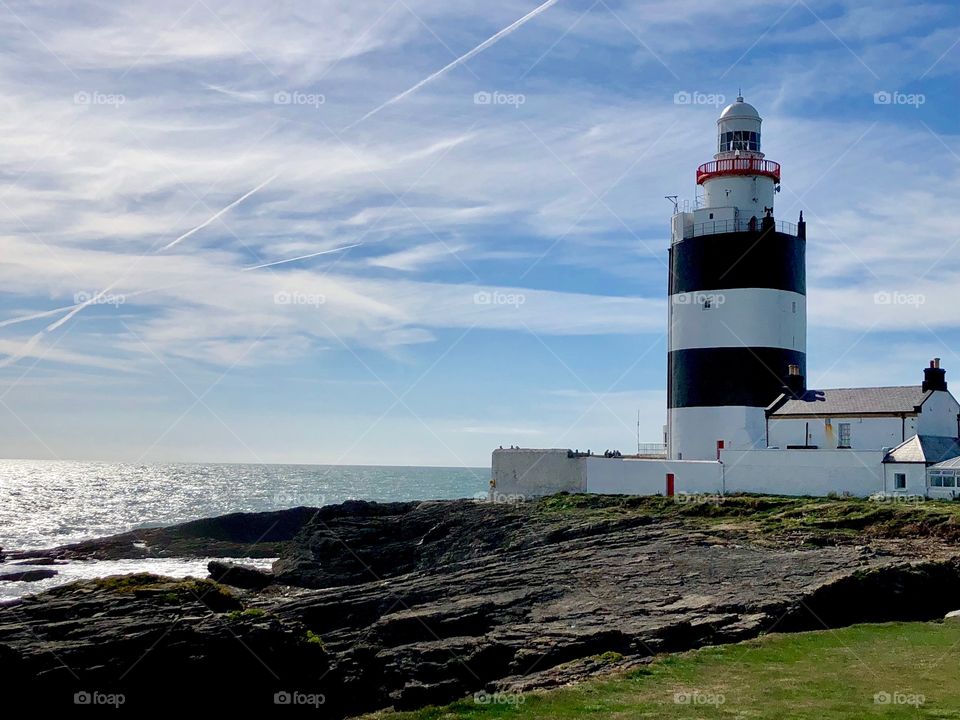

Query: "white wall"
<box><xmin>585</xmin><ymin>456</ymin><xmax>722</xmax><ymax>496</ymax></box>
<box><xmin>928</xmin><ymin>486</ymin><xmax>960</xmax><ymax>501</ymax></box>
<box><xmin>703</xmin><ymin>173</ymin><xmax>776</xmax><ymax>220</ymax></box>
<box><xmin>721</xmin><ymin>449</ymin><xmax>885</xmax><ymax>497</ymax></box>
<box><xmin>881</xmin><ymin>462</ymin><xmax>927</xmax><ymax>496</ymax></box>
<box><xmin>768</xmin><ymin>415</ymin><xmax>912</xmax><ymax>451</ymax></box>
<box><xmin>671</xmin><ymin>405</ymin><xmax>766</xmax><ymax>460</ymax></box>
<box><xmin>492</xmin><ymin>447</ymin><xmax>912</xmax><ymax>500</ymax></box>
<box><xmin>491</xmin><ymin>450</ymin><xmax>724</xmax><ymax>498</ymax></box>
<box><xmin>492</xmin><ymin>449</ymin><xmax>585</xmax><ymax>497</ymax></box>
<box><xmin>918</xmin><ymin>390</ymin><xmax>960</xmax><ymax>436</ymax></box>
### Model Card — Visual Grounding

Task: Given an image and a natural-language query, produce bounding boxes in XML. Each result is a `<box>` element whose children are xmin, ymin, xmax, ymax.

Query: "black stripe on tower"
<box><xmin>669</xmin><ymin>230</ymin><xmax>805</xmax><ymax>295</ymax></box>
<box><xmin>668</xmin><ymin>347</ymin><xmax>807</xmax><ymax>408</ymax></box>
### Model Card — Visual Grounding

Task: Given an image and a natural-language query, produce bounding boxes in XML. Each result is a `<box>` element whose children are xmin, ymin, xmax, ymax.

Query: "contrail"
<box><xmin>345</xmin><ymin>0</ymin><xmax>560</xmax><ymax>130</ymax></box>
<box><xmin>242</xmin><ymin>243</ymin><xmax>362</xmax><ymax>271</ymax></box>
<box><xmin>0</xmin><ymin>244</ymin><xmax>361</xmax><ymax>332</ymax></box>
<box><xmin>45</xmin><ymin>283</ymin><xmax>120</xmax><ymax>332</ymax></box>
<box><xmin>0</xmin><ymin>305</ymin><xmax>76</xmax><ymax>329</ymax></box>
<box><xmin>0</xmin><ymin>331</ymin><xmax>43</xmax><ymax>368</ymax></box>
<box><xmin>160</xmin><ymin>173</ymin><xmax>278</xmax><ymax>251</ymax></box>
<box><xmin>0</xmin><ymin>175</ymin><xmax>284</xmax><ymax>366</ymax></box>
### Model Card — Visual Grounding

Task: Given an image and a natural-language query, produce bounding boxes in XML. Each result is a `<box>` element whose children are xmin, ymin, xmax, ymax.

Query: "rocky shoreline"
<box><xmin>3</xmin><ymin>495</ymin><xmax>960</xmax><ymax>714</ymax></box>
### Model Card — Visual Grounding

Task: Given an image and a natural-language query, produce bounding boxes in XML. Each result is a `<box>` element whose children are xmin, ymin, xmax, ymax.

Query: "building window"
<box><xmin>931</xmin><ymin>472</ymin><xmax>944</xmax><ymax>488</ymax></box>
<box><xmin>838</xmin><ymin>423</ymin><xmax>851</xmax><ymax>448</ymax></box>
<box><xmin>894</xmin><ymin>473</ymin><xmax>907</xmax><ymax>490</ymax></box>
<box><xmin>702</xmin><ymin>299</ymin><xmax>712</xmax><ymax>310</ymax></box>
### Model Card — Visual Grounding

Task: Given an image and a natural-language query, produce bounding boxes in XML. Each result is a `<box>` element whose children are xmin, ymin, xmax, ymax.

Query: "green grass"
<box><xmin>532</xmin><ymin>493</ymin><xmax>960</xmax><ymax>542</ymax></box>
<box><xmin>368</xmin><ymin>622</ymin><xmax>960</xmax><ymax>719</ymax></box>
<box><xmin>305</xmin><ymin>629</ymin><xmax>325</xmax><ymax>648</ymax></box>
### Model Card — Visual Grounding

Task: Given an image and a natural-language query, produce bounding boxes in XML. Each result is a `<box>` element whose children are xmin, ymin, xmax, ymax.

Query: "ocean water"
<box><xmin>0</xmin><ymin>460</ymin><xmax>490</xmax><ymax>551</ymax></box>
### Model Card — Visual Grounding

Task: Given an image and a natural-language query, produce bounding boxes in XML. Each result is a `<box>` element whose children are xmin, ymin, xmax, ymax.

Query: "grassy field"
<box><xmin>367</xmin><ymin>622</ymin><xmax>960</xmax><ymax>719</ymax></box>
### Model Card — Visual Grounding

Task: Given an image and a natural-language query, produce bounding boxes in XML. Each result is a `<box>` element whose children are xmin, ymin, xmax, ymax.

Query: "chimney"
<box><xmin>783</xmin><ymin>363</ymin><xmax>806</xmax><ymax>398</ymax></box>
<box><xmin>922</xmin><ymin>358</ymin><xmax>947</xmax><ymax>392</ymax></box>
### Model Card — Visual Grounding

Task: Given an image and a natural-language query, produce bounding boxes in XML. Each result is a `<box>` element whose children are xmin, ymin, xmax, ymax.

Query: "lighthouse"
<box><xmin>667</xmin><ymin>96</ymin><xmax>807</xmax><ymax>460</ymax></box>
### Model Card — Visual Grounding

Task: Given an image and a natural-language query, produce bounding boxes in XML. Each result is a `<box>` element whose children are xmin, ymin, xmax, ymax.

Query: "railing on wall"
<box><xmin>681</xmin><ymin>219</ymin><xmax>797</xmax><ymax>240</ymax></box>
<box><xmin>697</xmin><ymin>158</ymin><xmax>781</xmax><ymax>184</ymax></box>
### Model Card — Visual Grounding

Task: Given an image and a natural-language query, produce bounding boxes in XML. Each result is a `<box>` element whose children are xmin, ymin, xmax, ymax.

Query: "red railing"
<box><xmin>697</xmin><ymin>158</ymin><xmax>780</xmax><ymax>184</ymax></box>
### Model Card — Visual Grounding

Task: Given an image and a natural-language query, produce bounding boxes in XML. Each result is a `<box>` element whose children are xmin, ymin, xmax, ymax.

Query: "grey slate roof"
<box><xmin>769</xmin><ymin>386</ymin><xmax>930</xmax><ymax>417</ymax></box>
<box><xmin>883</xmin><ymin>435</ymin><xmax>960</xmax><ymax>464</ymax></box>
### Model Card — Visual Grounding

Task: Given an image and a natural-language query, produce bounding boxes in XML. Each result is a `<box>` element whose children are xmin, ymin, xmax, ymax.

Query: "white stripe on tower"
<box><xmin>670</xmin><ymin>288</ymin><xmax>805</xmax><ymax>351</ymax></box>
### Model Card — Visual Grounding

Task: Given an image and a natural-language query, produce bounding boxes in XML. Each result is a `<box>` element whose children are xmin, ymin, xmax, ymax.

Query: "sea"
<box><xmin>0</xmin><ymin>460</ymin><xmax>490</xmax><ymax>599</ymax></box>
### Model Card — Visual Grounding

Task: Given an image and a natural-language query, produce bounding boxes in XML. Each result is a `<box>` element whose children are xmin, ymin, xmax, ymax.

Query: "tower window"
<box><xmin>719</xmin><ymin>130</ymin><xmax>760</xmax><ymax>152</ymax></box>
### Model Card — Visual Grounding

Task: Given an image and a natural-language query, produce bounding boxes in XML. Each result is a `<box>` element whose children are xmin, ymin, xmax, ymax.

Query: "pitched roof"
<box><xmin>883</xmin><ymin>435</ymin><xmax>960</xmax><ymax>464</ymax></box>
<box><xmin>931</xmin><ymin>455</ymin><xmax>960</xmax><ymax>470</ymax></box>
<box><xmin>769</xmin><ymin>386</ymin><xmax>930</xmax><ymax>417</ymax></box>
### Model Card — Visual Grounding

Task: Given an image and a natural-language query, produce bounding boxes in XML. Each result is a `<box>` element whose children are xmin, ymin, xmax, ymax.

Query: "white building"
<box><xmin>490</xmin><ymin>97</ymin><xmax>960</xmax><ymax>501</ymax></box>
<box><xmin>766</xmin><ymin>361</ymin><xmax>959</xmax><ymax>451</ymax></box>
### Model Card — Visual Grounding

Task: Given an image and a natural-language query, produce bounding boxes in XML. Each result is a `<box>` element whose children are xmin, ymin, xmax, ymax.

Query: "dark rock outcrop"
<box><xmin>208</xmin><ymin>560</ymin><xmax>273</xmax><ymax>590</ymax></box>
<box><xmin>0</xmin><ymin>568</ymin><xmax>57</xmax><ymax>582</ymax></box>
<box><xmin>7</xmin><ymin>506</ymin><xmax>321</xmax><ymax>562</ymax></box>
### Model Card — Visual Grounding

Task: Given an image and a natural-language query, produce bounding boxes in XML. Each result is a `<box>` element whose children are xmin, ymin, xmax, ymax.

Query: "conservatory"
<box><xmin>928</xmin><ymin>456</ymin><xmax>960</xmax><ymax>499</ymax></box>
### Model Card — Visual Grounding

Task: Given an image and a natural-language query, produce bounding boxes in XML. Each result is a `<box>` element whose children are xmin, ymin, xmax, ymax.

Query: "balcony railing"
<box><xmin>697</xmin><ymin>158</ymin><xmax>781</xmax><ymax>184</ymax></box>
<box><xmin>682</xmin><ymin>218</ymin><xmax>797</xmax><ymax>240</ymax></box>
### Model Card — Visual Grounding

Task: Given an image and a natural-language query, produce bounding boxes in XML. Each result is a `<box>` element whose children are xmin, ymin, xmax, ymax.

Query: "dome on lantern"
<box><xmin>719</xmin><ymin>96</ymin><xmax>760</xmax><ymax>120</ymax></box>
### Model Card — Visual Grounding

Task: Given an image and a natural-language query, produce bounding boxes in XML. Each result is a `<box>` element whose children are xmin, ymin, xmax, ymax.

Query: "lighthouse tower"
<box><xmin>667</xmin><ymin>96</ymin><xmax>807</xmax><ymax>460</ymax></box>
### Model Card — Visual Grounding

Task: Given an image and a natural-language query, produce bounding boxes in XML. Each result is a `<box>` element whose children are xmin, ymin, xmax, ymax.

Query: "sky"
<box><xmin>0</xmin><ymin>0</ymin><xmax>958</xmax><ymax>466</ymax></box>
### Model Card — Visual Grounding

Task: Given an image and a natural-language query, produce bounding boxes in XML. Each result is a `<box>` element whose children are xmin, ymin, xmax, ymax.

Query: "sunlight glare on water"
<box><xmin>0</xmin><ymin>460</ymin><xmax>489</xmax><ymax>551</ymax></box>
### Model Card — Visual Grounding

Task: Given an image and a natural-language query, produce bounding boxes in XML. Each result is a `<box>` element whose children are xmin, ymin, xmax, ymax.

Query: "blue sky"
<box><xmin>0</xmin><ymin>0</ymin><xmax>958</xmax><ymax>466</ymax></box>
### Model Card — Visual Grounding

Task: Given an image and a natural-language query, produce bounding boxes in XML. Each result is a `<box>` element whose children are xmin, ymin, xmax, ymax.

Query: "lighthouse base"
<box><xmin>669</xmin><ymin>405</ymin><xmax>766</xmax><ymax>460</ymax></box>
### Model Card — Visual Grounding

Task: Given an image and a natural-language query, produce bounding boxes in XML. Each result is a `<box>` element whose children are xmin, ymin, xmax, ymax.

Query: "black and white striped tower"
<box><xmin>667</xmin><ymin>96</ymin><xmax>806</xmax><ymax>460</ymax></box>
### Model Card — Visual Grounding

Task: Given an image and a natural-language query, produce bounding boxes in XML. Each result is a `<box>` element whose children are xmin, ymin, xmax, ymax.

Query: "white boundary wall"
<box><xmin>721</xmin><ymin>449</ymin><xmax>885</xmax><ymax>497</ymax></box>
<box><xmin>492</xmin><ymin>449</ymin><xmax>586</xmax><ymax>497</ymax></box>
<box><xmin>493</xmin><ymin>447</ymin><xmax>889</xmax><ymax>499</ymax></box>
<box><xmin>586</xmin><ymin>457</ymin><xmax>722</xmax><ymax>495</ymax></box>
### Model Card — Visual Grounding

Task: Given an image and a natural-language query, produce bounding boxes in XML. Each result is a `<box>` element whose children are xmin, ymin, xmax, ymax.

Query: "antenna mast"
<box><xmin>637</xmin><ymin>408</ymin><xmax>641</xmax><ymax>454</ymax></box>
